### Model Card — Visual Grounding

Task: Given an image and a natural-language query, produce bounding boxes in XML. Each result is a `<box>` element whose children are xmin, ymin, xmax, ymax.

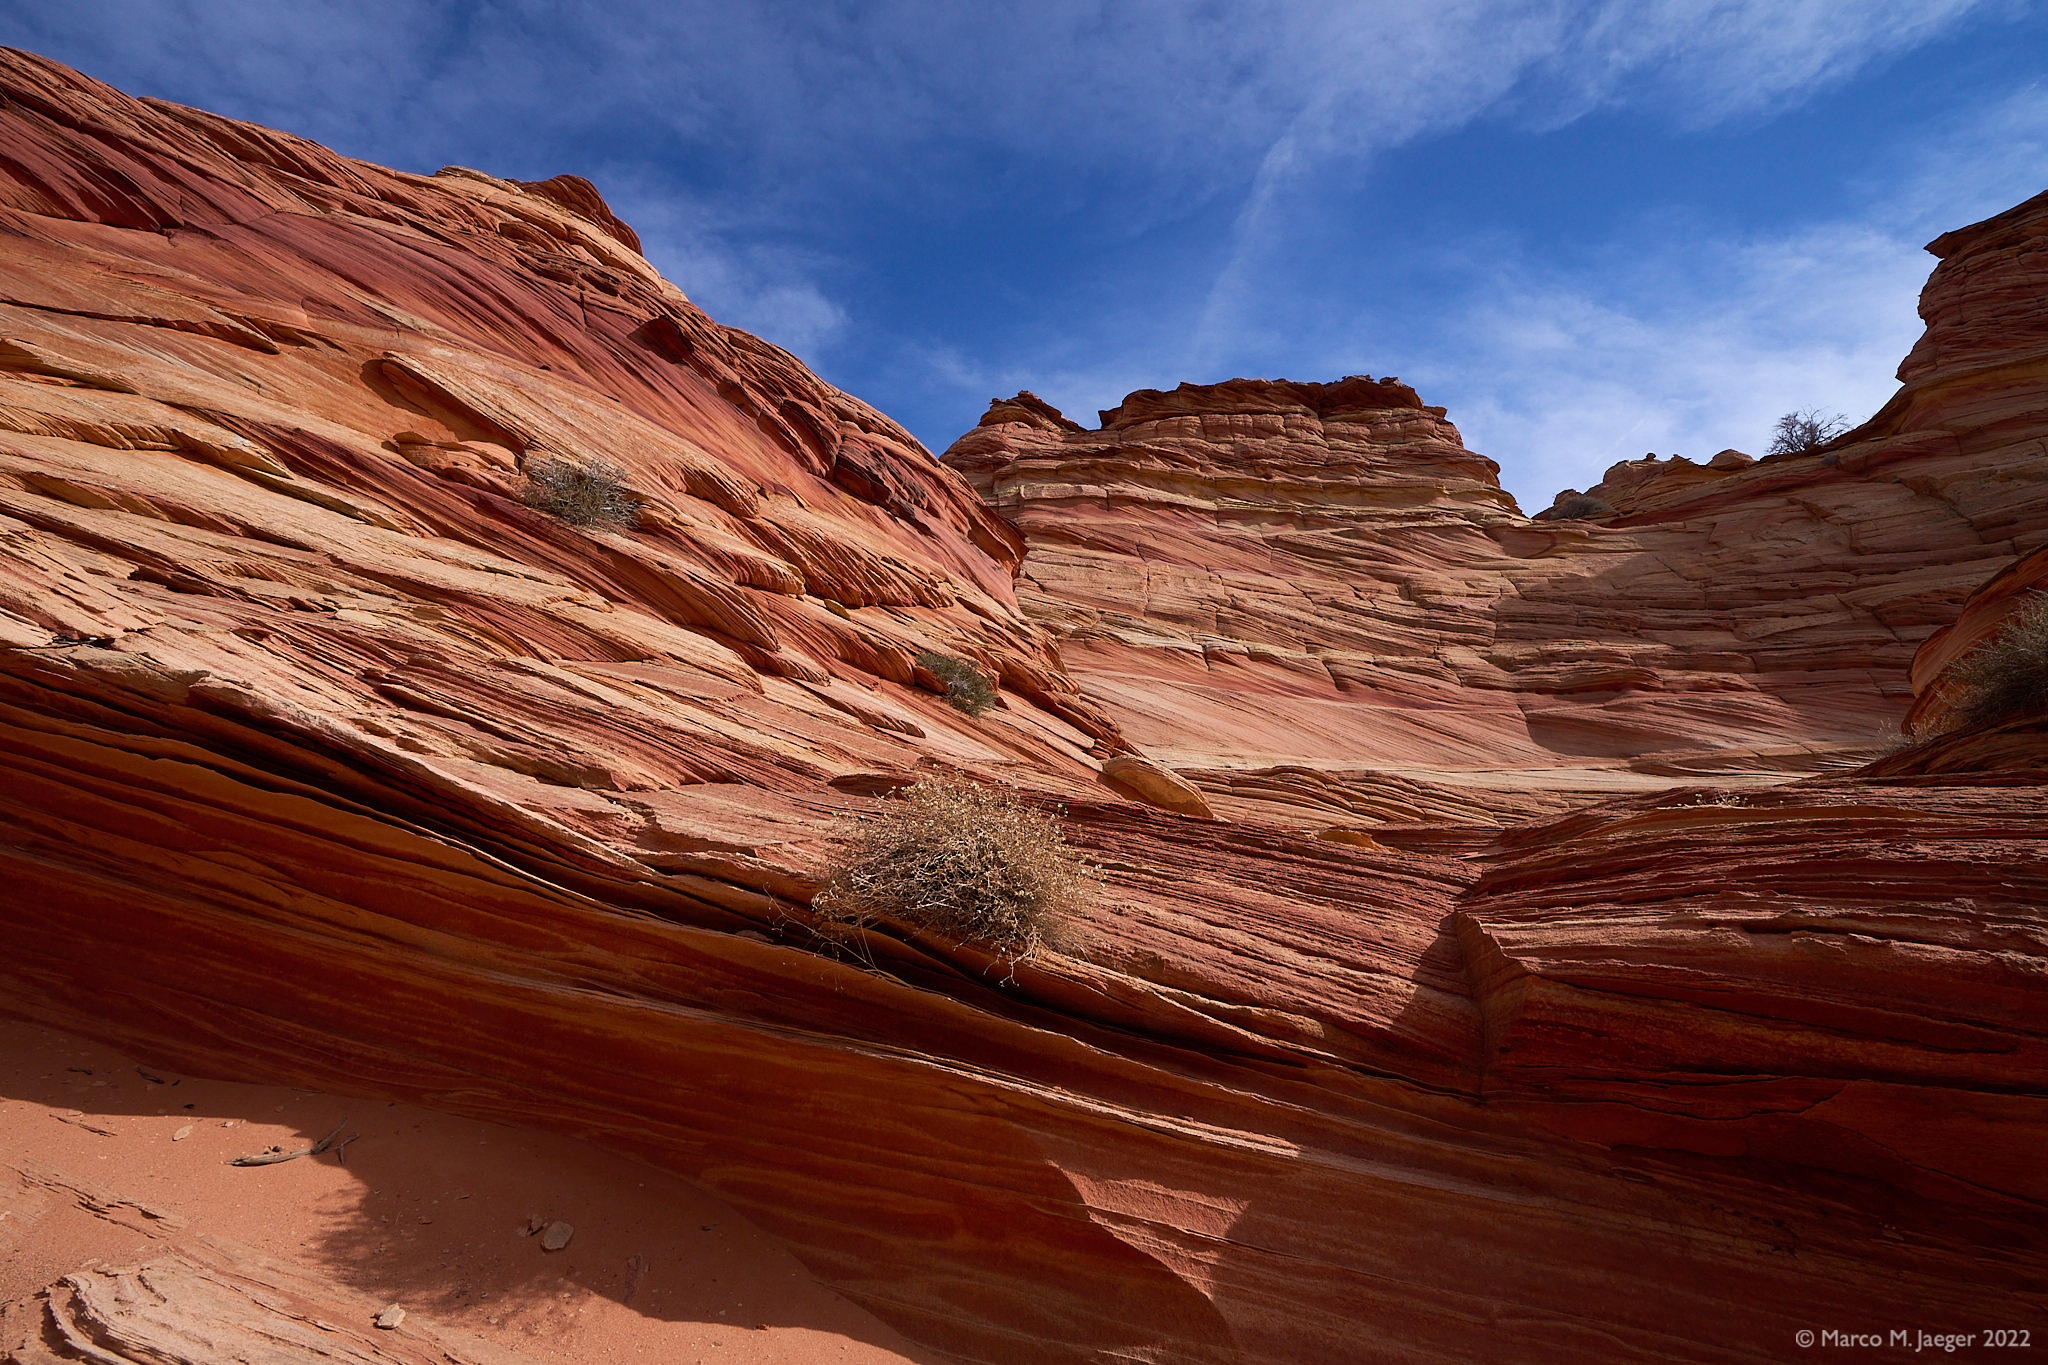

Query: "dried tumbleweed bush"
<box><xmin>915</xmin><ymin>650</ymin><xmax>998</xmax><ymax>716</ymax></box>
<box><xmin>814</xmin><ymin>776</ymin><xmax>1094</xmax><ymax>955</ymax></box>
<box><xmin>521</xmin><ymin>454</ymin><xmax>638</xmax><ymax>529</ymax></box>
<box><xmin>1545</xmin><ymin>493</ymin><xmax>1615</xmax><ymax>521</ymax></box>
<box><xmin>1766</xmin><ymin>408</ymin><xmax>1851</xmax><ymax>457</ymax></box>
<box><xmin>1945</xmin><ymin>592</ymin><xmax>2048</xmax><ymax>732</ymax></box>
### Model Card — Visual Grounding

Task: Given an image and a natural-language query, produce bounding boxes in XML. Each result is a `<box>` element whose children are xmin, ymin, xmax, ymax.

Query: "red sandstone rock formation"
<box><xmin>945</xmin><ymin>249</ymin><xmax>2048</xmax><ymax>826</ymax></box>
<box><xmin>0</xmin><ymin>48</ymin><xmax>2042</xmax><ymax>1365</ymax></box>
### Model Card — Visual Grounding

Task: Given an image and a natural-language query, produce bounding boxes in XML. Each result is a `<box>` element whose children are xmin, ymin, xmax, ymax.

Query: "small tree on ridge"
<box><xmin>1767</xmin><ymin>408</ymin><xmax>1851</xmax><ymax>457</ymax></box>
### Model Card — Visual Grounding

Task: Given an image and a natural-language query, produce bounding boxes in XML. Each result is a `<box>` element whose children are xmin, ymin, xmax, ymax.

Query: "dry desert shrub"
<box><xmin>521</xmin><ymin>453</ymin><xmax>638</xmax><ymax>529</ymax></box>
<box><xmin>916</xmin><ymin>650</ymin><xmax>998</xmax><ymax>716</ymax></box>
<box><xmin>1545</xmin><ymin>493</ymin><xmax>1615</xmax><ymax>520</ymax></box>
<box><xmin>1946</xmin><ymin>592</ymin><xmax>2048</xmax><ymax>731</ymax></box>
<box><xmin>813</xmin><ymin>776</ymin><xmax>1094</xmax><ymax>955</ymax></box>
<box><xmin>1766</xmin><ymin>408</ymin><xmax>1851</xmax><ymax>457</ymax></box>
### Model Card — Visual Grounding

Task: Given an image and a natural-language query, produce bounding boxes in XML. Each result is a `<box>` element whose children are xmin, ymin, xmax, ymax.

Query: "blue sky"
<box><xmin>5</xmin><ymin>2</ymin><xmax>2045</xmax><ymax>510</ymax></box>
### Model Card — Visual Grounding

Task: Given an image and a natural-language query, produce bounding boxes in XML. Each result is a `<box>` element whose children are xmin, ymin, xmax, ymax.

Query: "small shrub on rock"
<box><xmin>1541</xmin><ymin>493</ymin><xmax>1616</xmax><ymax>521</ymax></box>
<box><xmin>1946</xmin><ymin>592</ymin><xmax>2048</xmax><ymax>731</ymax></box>
<box><xmin>813</xmin><ymin>776</ymin><xmax>1093</xmax><ymax>955</ymax></box>
<box><xmin>521</xmin><ymin>454</ymin><xmax>638</xmax><ymax>529</ymax></box>
<box><xmin>1766</xmin><ymin>408</ymin><xmax>1851</xmax><ymax>457</ymax></box>
<box><xmin>916</xmin><ymin>650</ymin><xmax>997</xmax><ymax>715</ymax></box>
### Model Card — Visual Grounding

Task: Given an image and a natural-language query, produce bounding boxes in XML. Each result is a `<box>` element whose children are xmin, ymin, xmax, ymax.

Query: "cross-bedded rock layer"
<box><xmin>0</xmin><ymin>49</ymin><xmax>2042</xmax><ymax>1364</ymax></box>
<box><xmin>944</xmin><ymin>220</ymin><xmax>2048</xmax><ymax>825</ymax></box>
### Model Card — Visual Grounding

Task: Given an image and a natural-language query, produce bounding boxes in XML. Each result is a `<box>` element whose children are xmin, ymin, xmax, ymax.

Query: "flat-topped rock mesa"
<box><xmin>957</xmin><ymin>374</ymin><xmax>1508</xmax><ymax>529</ymax></box>
<box><xmin>0</xmin><ymin>49</ymin><xmax>2042</xmax><ymax>1365</ymax></box>
<box><xmin>944</xmin><ymin>222</ymin><xmax>2048</xmax><ymax>824</ymax></box>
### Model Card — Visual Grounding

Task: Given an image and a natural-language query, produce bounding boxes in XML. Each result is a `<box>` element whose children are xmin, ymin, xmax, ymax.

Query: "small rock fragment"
<box><xmin>172</xmin><ymin>1125</ymin><xmax>192</xmax><ymax>1141</ymax></box>
<box><xmin>373</xmin><ymin>1304</ymin><xmax>405</xmax><ymax>1330</ymax></box>
<box><xmin>539</xmin><ymin>1220</ymin><xmax>574</xmax><ymax>1252</ymax></box>
<box><xmin>523</xmin><ymin>1212</ymin><xmax>546</xmax><ymax>1236</ymax></box>
<box><xmin>53</xmin><ymin>1110</ymin><xmax>118</xmax><ymax>1137</ymax></box>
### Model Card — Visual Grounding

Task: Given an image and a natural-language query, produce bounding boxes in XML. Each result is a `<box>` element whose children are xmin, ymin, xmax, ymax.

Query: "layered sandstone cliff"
<box><xmin>0</xmin><ymin>49</ymin><xmax>2041</xmax><ymax>1365</ymax></box>
<box><xmin>945</xmin><ymin>239</ymin><xmax>2048</xmax><ymax>828</ymax></box>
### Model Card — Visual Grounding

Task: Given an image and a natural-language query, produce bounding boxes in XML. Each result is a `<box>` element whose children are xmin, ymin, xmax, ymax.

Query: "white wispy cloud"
<box><xmin>1175</xmin><ymin>0</ymin><xmax>2009</xmax><ymax>389</ymax></box>
<box><xmin>1417</xmin><ymin>222</ymin><xmax>1931</xmax><ymax>510</ymax></box>
<box><xmin>1</xmin><ymin>0</ymin><xmax>462</xmax><ymax>163</ymax></box>
<box><xmin>1344</xmin><ymin>82</ymin><xmax>2048</xmax><ymax>510</ymax></box>
<box><xmin>1868</xmin><ymin>80</ymin><xmax>2048</xmax><ymax>229</ymax></box>
<box><xmin>21</xmin><ymin>2</ymin><xmax>2000</xmax><ymax>202</ymax></box>
<box><xmin>609</xmin><ymin>180</ymin><xmax>851</xmax><ymax>356</ymax></box>
<box><xmin>1520</xmin><ymin>0</ymin><xmax>2000</xmax><ymax>127</ymax></box>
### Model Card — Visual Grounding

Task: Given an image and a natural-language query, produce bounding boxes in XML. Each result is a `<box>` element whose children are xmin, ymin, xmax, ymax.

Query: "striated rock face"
<box><xmin>0</xmin><ymin>47</ymin><xmax>1136</xmax><ymax>767</ymax></box>
<box><xmin>1461</xmin><ymin>778</ymin><xmax>2048</xmax><ymax>1204</ymax></box>
<box><xmin>0</xmin><ymin>49</ymin><xmax>2043</xmax><ymax>1365</ymax></box>
<box><xmin>945</xmin><ymin>297</ymin><xmax>2048</xmax><ymax>825</ymax></box>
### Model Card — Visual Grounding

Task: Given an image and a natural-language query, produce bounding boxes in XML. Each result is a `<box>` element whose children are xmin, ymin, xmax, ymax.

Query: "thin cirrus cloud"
<box><xmin>11</xmin><ymin>2</ymin><xmax>2005</xmax><ymax>201</ymax></box>
<box><xmin>1513</xmin><ymin>0</ymin><xmax>1995</xmax><ymax>127</ymax></box>
<box><xmin>3</xmin><ymin>1</ymin><xmax>465</xmax><ymax>158</ymax></box>
<box><xmin>1424</xmin><ymin>85</ymin><xmax>2048</xmax><ymax>510</ymax></box>
<box><xmin>1413</xmin><ymin>223</ymin><xmax>1935</xmax><ymax>510</ymax></box>
<box><xmin>0</xmin><ymin>1</ymin><xmax>2040</xmax><ymax>508</ymax></box>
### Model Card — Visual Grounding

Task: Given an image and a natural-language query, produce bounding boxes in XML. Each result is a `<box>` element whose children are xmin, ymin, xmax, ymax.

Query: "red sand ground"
<box><xmin>0</xmin><ymin>1017</ymin><xmax>951</xmax><ymax>1364</ymax></box>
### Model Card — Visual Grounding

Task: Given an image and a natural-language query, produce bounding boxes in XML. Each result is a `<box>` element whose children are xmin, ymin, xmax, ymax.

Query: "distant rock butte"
<box><xmin>0</xmin><ymin>49</ymin><xmax>2042</xmax><ymax>1365</ymax></box>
